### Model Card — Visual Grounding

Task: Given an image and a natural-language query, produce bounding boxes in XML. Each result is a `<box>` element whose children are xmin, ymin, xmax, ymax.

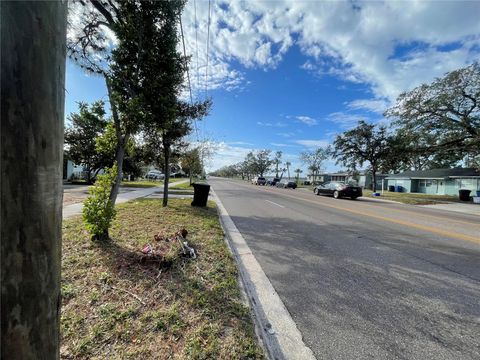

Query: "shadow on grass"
<box><xmin>92</xmin><ymin>199</ymin><xmax>253</xmax><ymax>328</ymax></box>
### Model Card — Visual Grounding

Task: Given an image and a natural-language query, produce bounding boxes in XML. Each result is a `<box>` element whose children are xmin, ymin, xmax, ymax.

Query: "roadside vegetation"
<box><xmin>61</xmin><ymin>199</ymin><xmax>263</xmax><ymax>359</ymax></box>
<box><xmin>362</xmin><ymin>190</ymin><xmax>465</xmax><ymax>205</ymax></box>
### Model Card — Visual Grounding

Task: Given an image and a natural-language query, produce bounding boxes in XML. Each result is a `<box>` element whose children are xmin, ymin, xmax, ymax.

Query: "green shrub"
<box><xmin>82</xmin><ymin>164</ymin><xmax>117</xmax><ymax>241</ymax></box>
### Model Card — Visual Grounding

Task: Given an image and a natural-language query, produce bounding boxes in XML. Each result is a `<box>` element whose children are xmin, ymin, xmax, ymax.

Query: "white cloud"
<box><xmin>257</xmin><ymin>121</ymin><xmax>287</xmax><ymax>127</ymax></box>
<box><xmin>346</xmin><ymin>99</ymin><xmax>389</xmax><ymax>114</ymax></box>
<box><xmin>227</xmin><ymin>141</ymin><xmax>254</xmax><ymax>146</ymax></box>
<box><xmin>181</xmin><ymin>0</ymin><xmax>480</xmax><ymax>100</ymax></box>
<box><xmin>206</xmin><ymin>141</ymin><xmax>252</xmax><ymax>172</ymax></box>
<box><xmin>277</xmin><ymin>132</ymin><xmax>296</xmax><ymax>138</ymax></box>
<box><xmin>295</xmin><ymin>116</ymin><xmax>318</xmax><ymax>126</ymax></box>
<box><xmin>327</xmin><ymin>112</ymin><xmax>366</xmax><ymax>129</ymax></box>
<box><xmin>270</xmin><ymin>143</ymin><xmax>296</xmax><ymax>148</ymax></box>
<box><xmin>293</xmin><ymin>139</ymin><xmax>330</xmax><ymax>149</ymax></box>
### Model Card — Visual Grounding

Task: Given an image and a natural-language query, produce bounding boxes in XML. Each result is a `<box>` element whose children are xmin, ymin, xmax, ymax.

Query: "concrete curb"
<box><xmin>210</xmin><ymin>188</ymin><xmax>316</xmax><ymax>360</ymax></box>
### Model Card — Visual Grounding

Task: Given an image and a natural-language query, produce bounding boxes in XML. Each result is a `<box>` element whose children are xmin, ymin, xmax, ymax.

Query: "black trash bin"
<box><xmin>388</xmin><ymin>185</ymin><xmax>395</xmax><ymax>192</ymax></box>
<box><xmin>459</xmin><ymin>189</ymin><xmax>471</xmax><ymax>201</ymax></box>
<box><xmin>191</xmin><ymin>183</ymin><xmax>210</xmax><ymax>207</ymax></box>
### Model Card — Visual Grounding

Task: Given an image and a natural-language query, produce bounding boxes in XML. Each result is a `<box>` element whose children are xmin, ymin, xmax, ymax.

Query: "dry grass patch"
<box><xmin>61</xmin><ymin>199</ymin><xmax>263</xmax><ymax>359</ymax></box>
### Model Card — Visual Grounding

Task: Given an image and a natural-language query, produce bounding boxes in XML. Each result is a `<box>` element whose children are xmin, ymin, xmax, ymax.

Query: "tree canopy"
<box><xmin>64</xmin><ymin>101</ymin><xmax>109</xmax><ymax>182</ymax></box>
<box><xmin>300</xmin><ymin>147</ymin><xmax>329</xmax><ymax>183</ymax></box>
<box><xmin>332</xmin><ymin>121</ymin><xmax>392</xmax><ymax>191</ymax></box>
<box><xmin>385</xmin><ymin>62</ymin><xmax>480</xmax><ymax>160</ymax></box>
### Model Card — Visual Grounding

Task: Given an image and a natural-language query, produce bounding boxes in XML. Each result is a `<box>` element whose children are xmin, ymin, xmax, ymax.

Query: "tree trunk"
<box><xmin>162</xmin><ymin>141</ymin><xmax>171</xmax><ymax>207</ymax></box>
<box><xmin>86</xmin><ymin>168</ymin><xmax>93</xmax><ymax>184</ymax></box>
<box><xmin>108</xmin><ymin>138</ymin><xmax>127</xmax><ymax>205</ymax></box>
<box><xmin>105</xmin><ymin>77</ymin><xmax>129</xmax><ymax>206</ymax></box>
<box><xmin>371</xmin><ymin>167</ymin><xmax>377</xmax><ymax>192</ymax></box>
<box><xmin>1</xmin><ymin>2</ymin><xmax>66</xmax><ymax>359</ymax></box>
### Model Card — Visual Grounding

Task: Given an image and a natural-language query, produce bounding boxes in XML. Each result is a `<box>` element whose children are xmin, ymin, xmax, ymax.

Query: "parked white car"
<box><xmin>146</xmin><ymin>170</ymin><xmax>165</xmax><ymax>180</ymax></box>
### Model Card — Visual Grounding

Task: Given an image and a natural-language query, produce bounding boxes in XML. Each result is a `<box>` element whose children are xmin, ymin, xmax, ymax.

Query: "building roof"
<box><xmin>386</xmin><ymin>168</ymin><xmax>480</xmax><ymax>180</ymax></box>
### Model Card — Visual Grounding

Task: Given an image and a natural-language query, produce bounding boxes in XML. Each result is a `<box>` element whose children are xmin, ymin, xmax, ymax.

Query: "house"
<box><xmin>386</xmin><ymin>168</ymin><xmax>480</xmax><ymax>195</ymax></box>
<box><xmin>357</xmin><ymin>172</ymin><xmax>389</xmax><ymax>190</ymax></box>
<box><xmin>307</xmin><ymin>171</ymin><xmax>388</xmax><ymax>190</ymax></box>
<box><xmin>307</xmin><ymin>172</ymin><xmax>351</xmax><ymax>183</ymax></box>
<box><xmin>63</xmin><ymin>159</ymin><xmax>86</xmax><ymax>180</ymax></box>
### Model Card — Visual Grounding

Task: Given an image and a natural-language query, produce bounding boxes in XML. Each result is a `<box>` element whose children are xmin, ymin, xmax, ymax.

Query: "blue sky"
<box><xmin>66</xmin><ymin>0</ymin><xmax>480</xmax><ymax>174</ymax></box>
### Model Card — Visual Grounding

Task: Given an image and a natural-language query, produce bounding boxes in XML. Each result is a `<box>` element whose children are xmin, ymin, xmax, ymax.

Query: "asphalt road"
<box><xmin>210</xmin><ymin>177</ymin><xmax>480</xmax><ymax>360</ymax></box>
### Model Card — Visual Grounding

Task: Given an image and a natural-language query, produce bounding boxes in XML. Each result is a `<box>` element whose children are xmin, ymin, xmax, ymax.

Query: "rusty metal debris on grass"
<box><xmin>140</xmin><ymin>228</ymin><xmax>196</xmax><ymax>264</ymax></box>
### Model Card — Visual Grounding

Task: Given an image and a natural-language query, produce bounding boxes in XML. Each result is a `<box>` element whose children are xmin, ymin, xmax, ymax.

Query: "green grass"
<box><xmin>61</xmin><ymin>199</ymin><xmax>263</xmax><ymax>359</ymax></box>
<box><xmin>363</xmin><ymin>189</ymin><xmax>464</xmax><ymax>205</ymax></box>
<box><xmin>172</xmin><ymin>177</ymin><xmax>190</xmax><ymax>182</ymax></box>
<box><xmin>169</xmin><ymin>181</ymin><xmax>194</xmax><ymax>190</ymax></box>
<box><xmin>121</xmin><ymin>180</ymin><xmax>163</xmax><ymax>188</ymax></box>
<box><xmin>121</xmin><ymin>178</ymin><xmax>192</xmax><ymax>189</ymax></box>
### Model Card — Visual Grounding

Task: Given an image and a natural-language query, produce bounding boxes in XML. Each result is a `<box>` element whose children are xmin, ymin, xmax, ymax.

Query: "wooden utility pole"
<box><xmin>1</xmin><ymin>2</ymin><xmax>67</xmax><ymax>358</ymax></box>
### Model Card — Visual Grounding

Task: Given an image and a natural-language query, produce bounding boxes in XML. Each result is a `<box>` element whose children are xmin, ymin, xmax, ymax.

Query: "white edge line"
<box><xmin>211</xmin><ymin>187</ymin><xmax>316</xmax><ymax>360</ymax></box>
<box><xmin>265</xmin><ymin>199</ymin><xmax>285</xmax><ymax>208</ymax></box>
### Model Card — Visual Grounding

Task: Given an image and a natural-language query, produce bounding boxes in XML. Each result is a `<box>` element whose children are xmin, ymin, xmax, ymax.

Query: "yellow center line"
<box><xmin>275</xmin><ymin>190</ymin><xmax>480</xmax><ymax>245</ymax></box>
<box><xmin>222</xmin><ymin>180</ymin><xmax>480</xmax><ymax>245</ymax></box>
<box><xmin>329</xmin><ymin>193</ymin><xmax>479</xmax><ymax>227</ymax></box>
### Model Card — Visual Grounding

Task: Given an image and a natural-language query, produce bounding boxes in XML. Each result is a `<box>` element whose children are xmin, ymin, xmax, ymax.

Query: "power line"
<box><xmin>205</xmin><ymin>0</ymin><xmax>211</xmax><ymax>100</ymax></box>
<box><xmin>179</xmin><ymin>12</ymin><xmax>199</xmax><ymax>142</ymax></box>
<box><xmin>194</xmin><ymin>0</ymin><xmax>200</xmax><ymax>92</ymax></box>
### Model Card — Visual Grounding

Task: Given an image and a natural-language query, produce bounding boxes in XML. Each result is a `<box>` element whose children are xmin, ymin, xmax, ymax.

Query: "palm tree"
<box><xmin>308</xmin><ymin>165</ymin><xmax>319</xmax><ymax>183</ymax></box>
<box><xmin>285</xmin><ymin>161</ymin><xmax>291</xmax><ymax>179</ymax></box>
<box><xmin>294</xmin><ymin>168</ymin><xmax>303</xmax><ymax>184</ymax></box>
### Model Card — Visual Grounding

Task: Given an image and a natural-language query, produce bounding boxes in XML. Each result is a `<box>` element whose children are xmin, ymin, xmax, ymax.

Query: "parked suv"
<box><xmin>252</xmin><ymin>176</ymin><xmax>266</xmax><ymax>185</ymax></box>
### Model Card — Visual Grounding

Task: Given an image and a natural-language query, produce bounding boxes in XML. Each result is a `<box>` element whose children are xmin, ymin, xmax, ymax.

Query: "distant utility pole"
<box><xmin>1</xmin><ymin>2</ymin><xmax>67</xmax><ymax>359</ymax></box>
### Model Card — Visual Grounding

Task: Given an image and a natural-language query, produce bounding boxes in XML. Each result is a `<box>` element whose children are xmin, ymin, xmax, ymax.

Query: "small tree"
<box><xmin>300</xmin><ymin>147</ymin><xmax>329</xmax><ymax>183</ymax></box>
<box><xmin>332</xmin><ymin>121</ymin><xmax>392</xmax><ymax>192</ymax></box>
<box><xmin>83</xmin><ymin>164</ymin><xmax>118</xmax><ymax>241</ymax></box>
<box><xmin>252</xmin><ymin>149</ymin><xmax>273</xmax><ymax>177</ymax></box>
<box><xmin>64</xmin><ymin>101</ymin><xmax>108</xmax><ymax>182</ymax></box>
<box><xmin>181</xmin><ymin>147</ymin><xmax>202</xmax><ymax>185</ymax></box>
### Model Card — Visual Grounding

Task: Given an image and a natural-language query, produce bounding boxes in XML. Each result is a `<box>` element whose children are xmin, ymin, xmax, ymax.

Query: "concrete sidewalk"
<box><xmin>418</xmin><ymin>202</ymin><xmax>480</xmax><ymax>216</ymax></box>
<box><xmin>63</xmin><ymin>179</ymin><xmax>189</xmax><ymax>219</ymax></box>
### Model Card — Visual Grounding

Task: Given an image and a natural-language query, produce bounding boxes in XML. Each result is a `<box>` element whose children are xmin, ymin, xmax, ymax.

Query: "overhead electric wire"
<box><xmin>201</xmin><ymin>0</ymin><xmax>212</xmax><ymax>157</ymax></box>
<box><xmin>179</xmin><ymin>12</ymin><xmax>199</xmax><ymax>142</ymax></box>
<box><xmin>194</xmin><ymin>0</ymin><xmax>200</xmax><ymax>91</ymax></box>
<box><xmin>205</xmin><ymin>0</ymin><xmax>211</xmax><ymax>100</ymax></box>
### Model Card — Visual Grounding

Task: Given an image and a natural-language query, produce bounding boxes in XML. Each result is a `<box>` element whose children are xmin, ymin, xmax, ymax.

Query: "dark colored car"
<box><xmin>276</xmin><ymin>180</ymin><xmax>297</xmax><ymax>189</ymax></box>
<box><xmin>252</xmin><ymin>176</ymin><xmax>266</xmax><ymax>185</ymax></box>
<box><xmin>267</xmin><ymin>177</ymin><xmax>280</xmax><ymax>186</ymax></box>
<box><xmin>314</xmin><ymin>181</ymin><xmax>362</xmax><ymax>199</ymax></box>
